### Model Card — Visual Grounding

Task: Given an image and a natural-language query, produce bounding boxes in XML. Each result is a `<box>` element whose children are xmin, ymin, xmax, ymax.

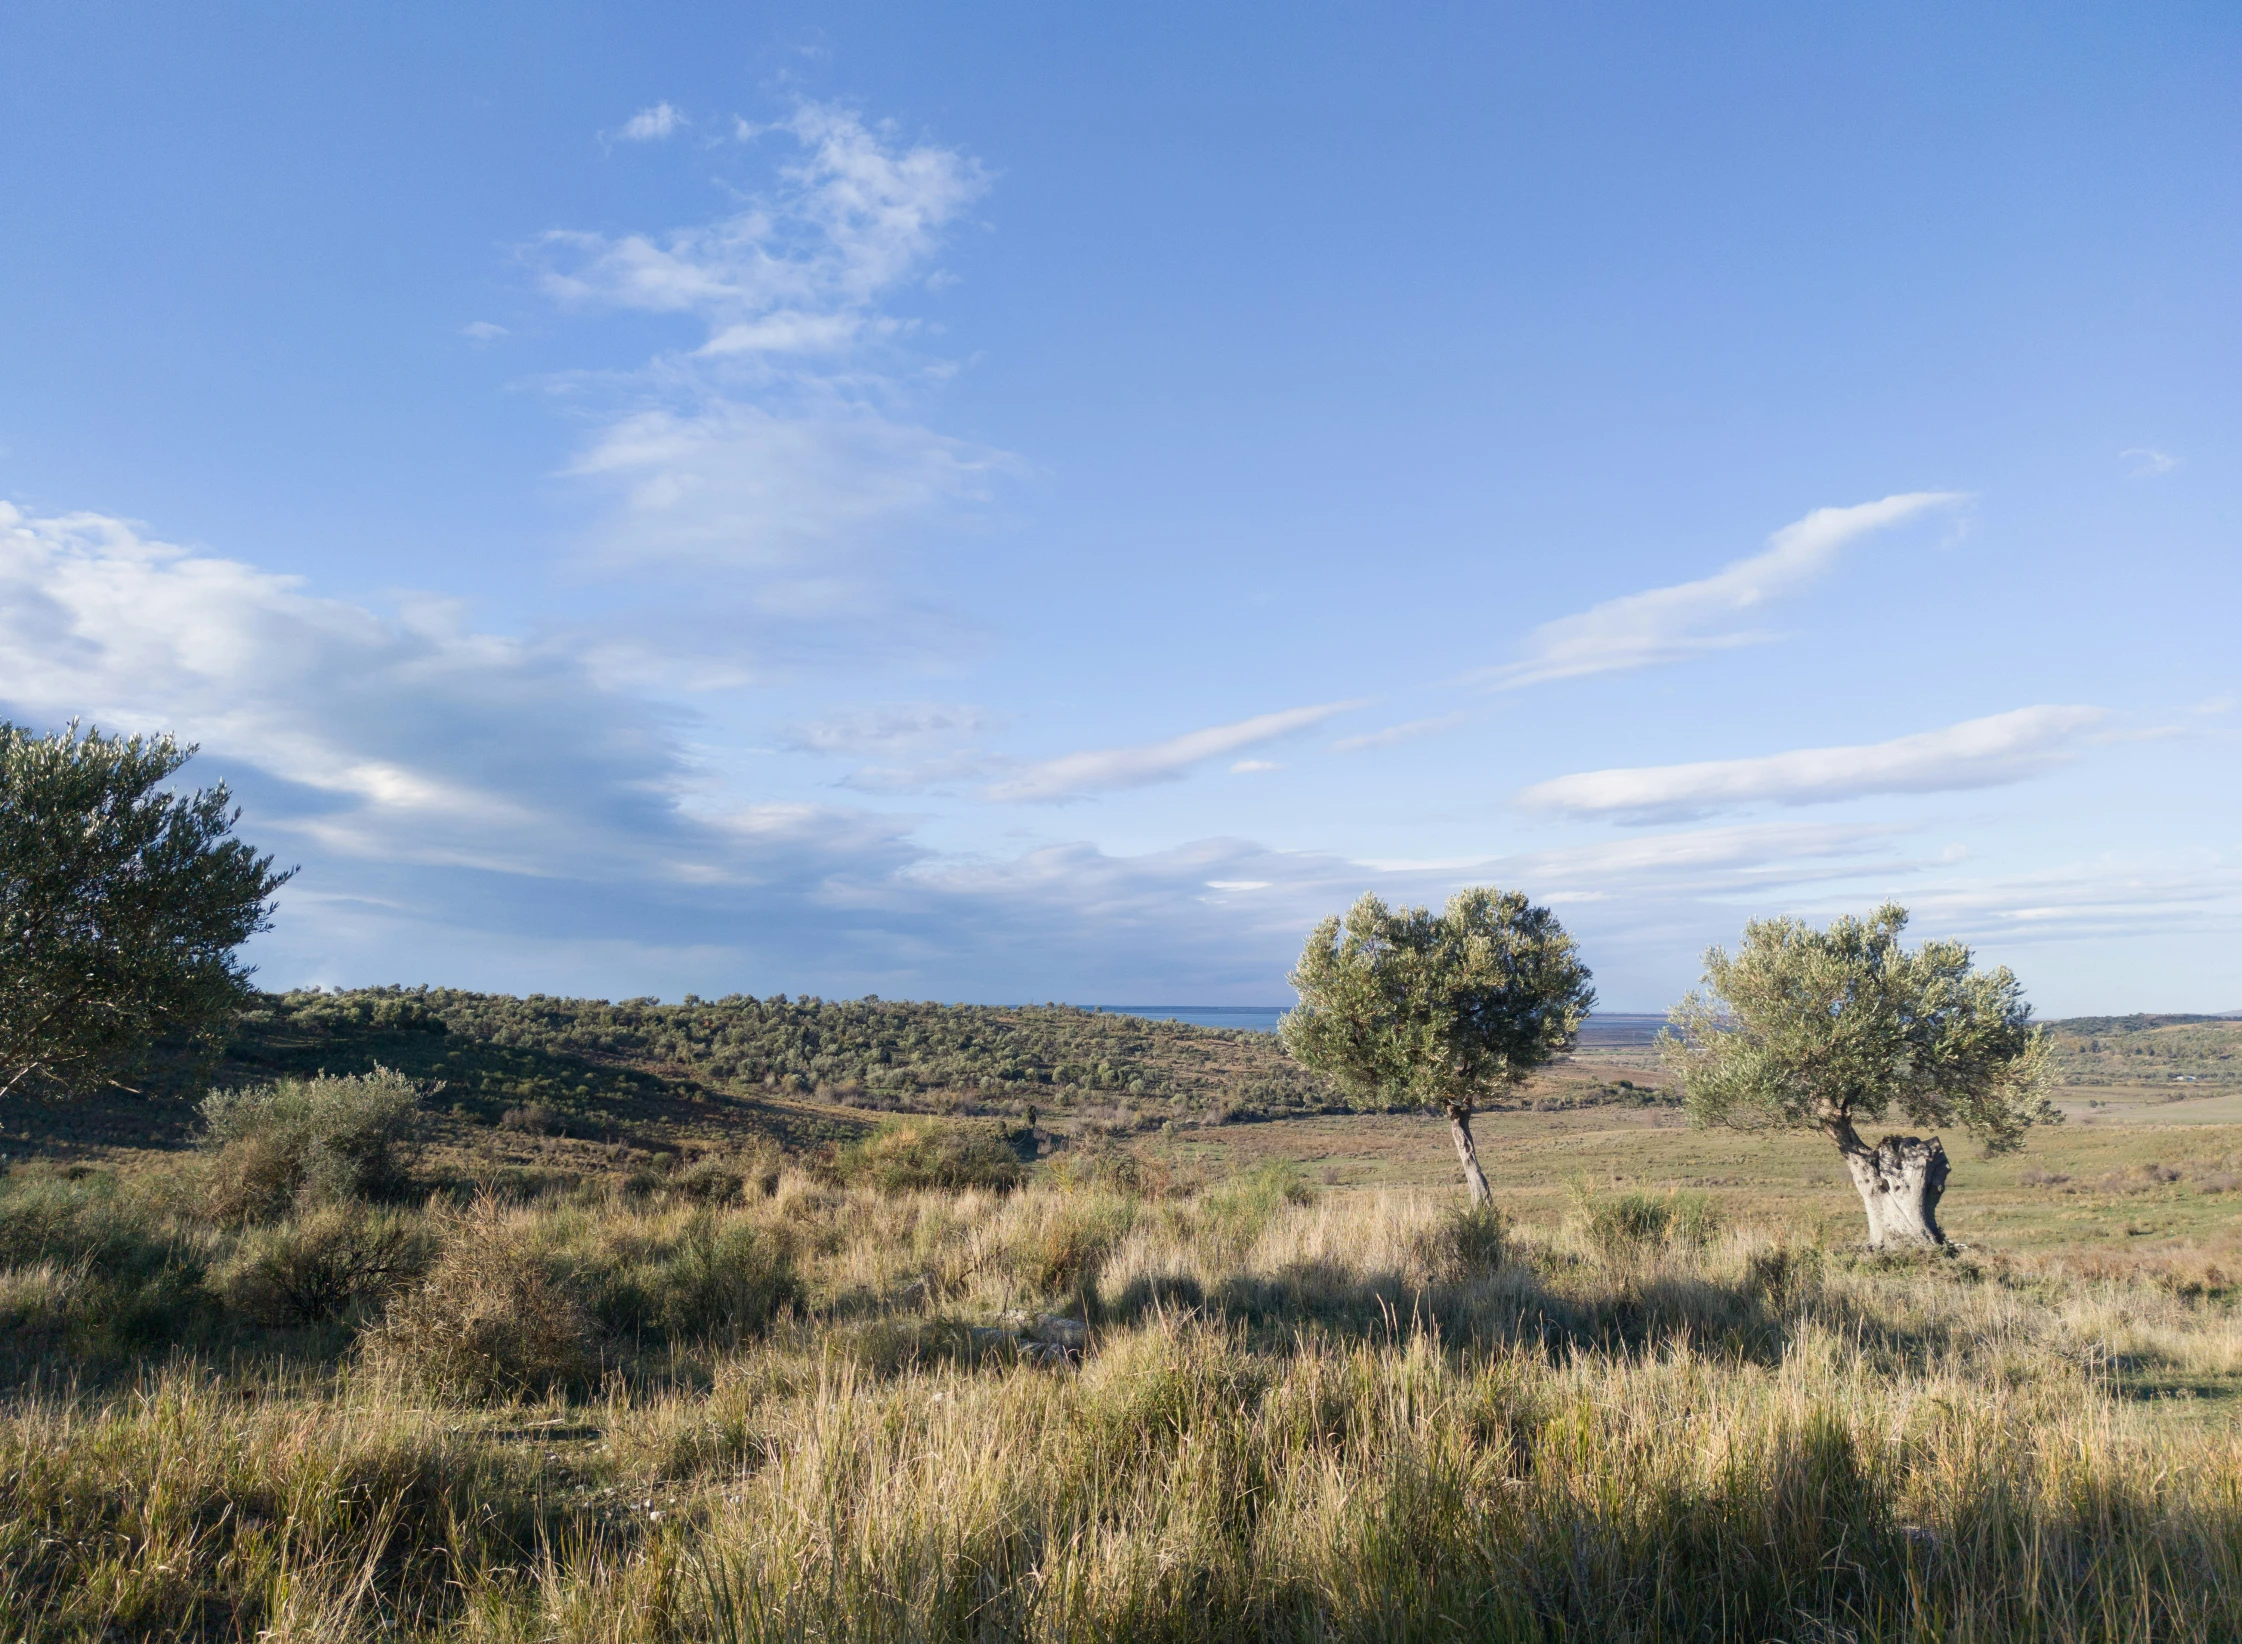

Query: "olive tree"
<box><xmin>2</xmin><ymin>721</ymin><xmax>291</xmax><ymax>1098</ymax></box>
<box><xmin>1281</xmin><ymin>888</ymin><xmax>1594</xmax><ymax>1205</ymax></box>
<box><xmin>1660</xmin><ymin>903</ymin><xmax>2054</xmax><ymax>1250</ymax></box>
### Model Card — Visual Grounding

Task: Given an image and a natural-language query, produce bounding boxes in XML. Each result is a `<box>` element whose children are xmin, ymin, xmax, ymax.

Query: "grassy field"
<box><xmin>4</xmin><ymin>1006</ymin><xmax>2240</xmax><ymax>1640</ymax></box>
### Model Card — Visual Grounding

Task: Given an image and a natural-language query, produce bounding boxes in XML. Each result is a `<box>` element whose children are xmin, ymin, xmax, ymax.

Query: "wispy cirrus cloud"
<box><xmin>567</xmin><ymin>402</ymin><xmax>1008</xmax><ymax>573</ymax></box>
<box><xmin>1516</xmin><ymin>705</ymin><xmax>2108</xmax><ymax>821</ymax></box>
<box><xmin>1332</xmin><ymin>712</ymin><xmax>1468</xmax><ymax>753</ymax></box>
<box><xmin>1485</xmin><ymin>492</ymin><xmax>1967</xmax><ymax>689</ymax></box>
<box><xmin>546</xmin><ymin>103</ymin><xmax>986</xmax><ymax>358</ymax></box>
<box><xmin>984</xmin><ymin>702</ymin><xmax>1366</xmax><ymax>804</ymax></box>
<box><xmin>537</xmin><ymin>102</ymin><xmax>1007</xmax><ymax>672</ymax></box>
<box><xmin>780</xmin><ymin>701</ymin><xmax>997</xmax><ymax>754</ymax></box>
<box><xmin>2121</xmin><ymin>447</ymin><xmax>2179</xmax><ymax>478</ymax></box>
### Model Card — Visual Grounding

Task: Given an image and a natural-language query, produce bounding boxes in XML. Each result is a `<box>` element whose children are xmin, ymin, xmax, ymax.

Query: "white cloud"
<box><xmin>1517</xmin><ymin>706</ymin><xmax>2108</xmax><ymax>821</ymax></box>
<box><xmin>1332</xmin><ymin>712</ymin><xmax>1467</xmax><ymax>752</ymax></box>
<box><xmin>460</xmin><ymin>320</ymin><xmax>508</xmax><ymax>341</ymax></box>
<box><xmin>547</xmin><ymin>103</ymin><xmax>986</xmax><ymax>350</ymax></box>
<box><xmin>1487</xmin><ymin>492</ymin><xmax>1967</xmax><ymax>688</ymax></box>
<box><xmin>535</xmin><ymin>100</ymin><xmax>1009</xmax><ymax>628</ymax></box>
<box><xmin>2121</xmin><ymin>447</ymin><xmax>2179</xmax><ymax>478</ymax></box>
<box><xmin>1355</xmin><ymin>821</ymin><xmax>1909</xmax><ymax>885</ymax></box>
<box><xmin>0</xmin><ymin>503</ymin><xmax>919</xmax><ymax>886</ymax></box>
<box><xmin>1230</xmin><ymin>759</ymin><xmax>1280</xmax><ymax>773</ymax></box>
<box><xmin>569</xmin><ymin>403</ymin><xmax>1007</xmax><ymax>573</ymax></box>
<box><xmin>781</xmin><ymin>701</ymin><xmax>995</xmax><ymax>753</ymax></box>
<box><xmin>779</xmin><ymin>702</ymin><xmax>1010</xmax><ymax>795</ymax></box>
<box><xmin>616</xmin><ymin>102</ymin><xmax>684</xmax><ymax>143</ymax></box>
<box><xmin>2190</xmin><ymin>695</ymin><xmax>2233</xmax><ymax>717</ymax></box>
<box><xmin>1794</xmin><ymin>857</ymin><xmax>2242</xmax><ymax>951</ymax></box>
<box><xmin>0</xmin><ymin>503</ymin><xmax>2002</xmax><ymax>1009</ymax></box>
<box><xmin>983</xmin><ymin>702</ymin><xmax>1365</xmax><ymax>804</ymax></box>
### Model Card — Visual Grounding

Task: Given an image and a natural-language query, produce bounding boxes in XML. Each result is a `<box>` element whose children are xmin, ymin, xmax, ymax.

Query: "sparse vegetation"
<box><xmin>0</xmin><ymin>1136</ymin><xmax>2238</xmax><ymax>1641</ymax></box>
<box><xmin>3</xmin><ymin>953</ymin><xmax>2237</xmax><ymax>1638</ymax></box>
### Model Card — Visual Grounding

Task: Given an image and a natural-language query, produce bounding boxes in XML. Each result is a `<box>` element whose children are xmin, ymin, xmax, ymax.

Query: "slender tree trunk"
<box><xmin>1828</xmin><ymin>1119</ymin><xmax>1950</xmax><ymax>1249</ymax></box>
<box><xmin>1446</xmin><ymin>1102</ymin><xmax>1492</xmax><ymax>1207</ymax></box>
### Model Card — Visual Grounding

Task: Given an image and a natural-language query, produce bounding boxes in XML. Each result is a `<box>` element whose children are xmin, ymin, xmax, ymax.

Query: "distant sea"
<box><xmin>1094</xmin><ymin>1006</ymin><xmax>1671</xmax><ymax>1045</ymax></box>
<box><xmin>1098</xmin><ymin>1005</ymin><xmax>1289</xmax><ymax>1033</ymax></box>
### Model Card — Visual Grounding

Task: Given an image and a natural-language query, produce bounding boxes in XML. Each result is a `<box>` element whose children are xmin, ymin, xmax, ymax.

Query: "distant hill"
<box><xmin>15</xmin><ymin>990</ymin><xmax>2221</xmax><ymax>1170</ymax></box>
<box><xmin>2041</xmin><ymin>1013</ymin><xmax>2242</xmax><ymax>1090</ymax></box>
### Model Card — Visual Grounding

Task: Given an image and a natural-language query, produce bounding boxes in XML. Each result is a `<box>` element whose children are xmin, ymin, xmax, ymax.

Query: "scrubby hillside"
<box><xmin>2044</xmin><ymin>1013</ymin><xmax>2242</xmax><ymax>1091</ymax></box>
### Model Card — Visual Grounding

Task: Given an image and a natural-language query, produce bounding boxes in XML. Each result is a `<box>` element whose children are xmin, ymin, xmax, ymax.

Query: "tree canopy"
<box><xmin>1660</xmin><ymin>902</ymin><xmax>2055</xmax><ymax>1152</ymax></box>
<box><xmin>1281</xmin><ymin>888</ymin><xmax>1594</xmax><ymax>1202</ymax></box>
<box><xmin>1</xmin><ymin>721</ymin><xmax>291</xmax><ymax>1098</ymax></box>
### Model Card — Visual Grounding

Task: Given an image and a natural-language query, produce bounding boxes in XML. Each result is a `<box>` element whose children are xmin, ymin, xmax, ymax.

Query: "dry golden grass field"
<box><xmin>3</xmin><ymin>1004</ymin><xmax>2239</xmax><ymax>1641</ymax></box>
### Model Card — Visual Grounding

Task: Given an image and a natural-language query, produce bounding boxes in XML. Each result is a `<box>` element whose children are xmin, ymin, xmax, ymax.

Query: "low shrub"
<box><xmin>363</xmin><ymin>1199</ymin><xmax>593</xmax><ymax>1399</ymax></box>
<box><xmin>499</xmin><ymin>1103</ymin><xmax>561</xmax><ymax>1135</ymax></box>
<box><xmin>1410</xmin><ymin>1203</ymin><xmax>1511</xmax><ymax>1285</ymax></box>
<box><xmin>1199</xmin><ymin>1160</ymin><xmax>1316</xmax><ymax>1245</ymax></box>
<box><xmin>579</xmin><ymin>1213</ymin><xmax>800</xmax><ymax>1344</ymax></box>
<box><xmin>196</xmin><ymin>1069</ymin><xmax>423</xmax><ymax>1221</ymax></box>
<box><xmin>1572</xmin><ymin>1186</ymin><xmax>1723</xmax><ymax>1259</ymax></box>
<box><xmin>1043</xmin><ymin>1138</ymin><xmax>1205</xmax><ymax>1198</ymax></box>
<box><xmin>668</xmin><ymin>1147</ymin><xmax>784</xmax><ymax>1204</ymax></box>
<box><xmin>206</xmin><ymin>1202</ymin><xmax>432</xmax><ymax>1325</ymax></box>
<box><xmin>828</xmin><ymin>1119</ymin><xmax>1025</xmax><ymax>1194</ymax></box>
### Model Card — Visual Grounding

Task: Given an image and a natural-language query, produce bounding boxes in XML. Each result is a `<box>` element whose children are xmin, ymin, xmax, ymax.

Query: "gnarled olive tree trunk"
<box><xmin>1828</xmin><ymin>1120</ymin><xmax>1950</xmax><ymax>1249</ymax></box>
<box><xmin>1445</xmin><ymin>1101</ymin><xmax>1493</xmax><ymax>1207</ymax></box>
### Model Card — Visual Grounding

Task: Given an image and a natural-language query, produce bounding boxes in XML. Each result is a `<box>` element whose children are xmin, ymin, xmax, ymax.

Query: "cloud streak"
<box><xmin>1516</xmin><ymin>706</ymin><xmax>2108</xmax><ymax>821</ymax></box>
<box><xmin>1332</xmin><ymin>712</ymin><xmax>1467</xmax><ymax>752</ymax></box>
<box><xmin>0</xmin><ymin>503</ymin><xmax>919</xmax><ymax>886</ymax></box>
<box><xmin>535</xmin><ymin>102</ymin><xmax>1008</xmax><ymax>671</ymax></box>
<box><xmin>1488</xmin><ymin>492</ymin><xmax>1966</xmax><ymax>688</ymax></box>
<box><xmin>984</xmin><ymin>703</ymin><xmax>1365</xmax><ymax>804</ymax></box>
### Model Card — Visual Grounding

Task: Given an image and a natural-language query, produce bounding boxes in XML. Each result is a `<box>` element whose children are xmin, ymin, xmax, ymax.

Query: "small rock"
<box><xmin>1029</xmin><ymin>1314</ymin><xmax>1088</xmax><ymax>1349</ymax></box>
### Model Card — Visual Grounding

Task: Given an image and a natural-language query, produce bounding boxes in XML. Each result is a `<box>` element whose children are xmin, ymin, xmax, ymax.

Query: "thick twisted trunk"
<box><xmin>1829</xmin><ymin>1120</ymin><xmax>1950</xmax><ymax>1249</ymax></box>
<box><xmin>1446</xmin><ymin>1103</ymin><xmax>1492</xmax><ymax>1207</ymax></box>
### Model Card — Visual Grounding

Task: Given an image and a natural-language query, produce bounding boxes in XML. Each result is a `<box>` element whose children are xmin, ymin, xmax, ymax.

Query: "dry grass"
<box><xmin>2</xmin><ymin>1146</ymin><xmax>2240</xmax><ymax>1640</ymax></box>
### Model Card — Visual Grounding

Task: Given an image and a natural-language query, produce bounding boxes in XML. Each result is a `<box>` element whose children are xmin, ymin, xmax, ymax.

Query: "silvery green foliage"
<box><xmin>199</xmin><ymin>1068</ymin><xmax>423</xmax><ymax>1210</ymax></box>
<box><xmin>1</xmin><ymin>721</ymin><xmax>290</xmax><ymax>1097</ymax></box>
<box><xmin>1661</xmin><ymin>903</ymin><xmax>2056</xmax><ymax>1153</ymax></box>
<box><xmin>1280</xmin><ymin>888</ymin><xmax>1595</xmax><ymax>1115</ymax></box>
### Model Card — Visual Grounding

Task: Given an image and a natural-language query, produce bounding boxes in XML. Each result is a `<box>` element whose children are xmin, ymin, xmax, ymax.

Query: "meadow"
<box><xmin>2</xmin><ymin>1003</ymin><xmax>2239</xmax><ymax>1641</ymax></box>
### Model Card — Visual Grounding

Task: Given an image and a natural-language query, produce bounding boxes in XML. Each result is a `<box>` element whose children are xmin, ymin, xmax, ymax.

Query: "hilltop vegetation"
<box><xmin>2045</xmin><ymin>1013</ymin><xmax>2242</xmax><ymax>1090</ymax></box>
<box><xmin>243</xmin><ymin>987</ymin><xmax>1345</xmax><ymax>1122</ymax></box>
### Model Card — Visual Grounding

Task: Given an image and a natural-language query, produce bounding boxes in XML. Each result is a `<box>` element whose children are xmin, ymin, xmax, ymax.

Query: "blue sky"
<box><xmin>2</xmin><ymin>2</ymin><xmax>2236</xmax><ymax>1014</ymax></box>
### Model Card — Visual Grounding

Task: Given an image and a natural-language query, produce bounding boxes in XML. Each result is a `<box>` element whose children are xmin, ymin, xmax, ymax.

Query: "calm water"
<box><xmin>1094</xmin><ymin>1006</ymin><xmax>1670</xmax><ymax>1045</ymax></box>
<box><xmin>1098</xmin><ymin>1005</ymin><xmax>1289</xmax><ymax>1033</ymax></box>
